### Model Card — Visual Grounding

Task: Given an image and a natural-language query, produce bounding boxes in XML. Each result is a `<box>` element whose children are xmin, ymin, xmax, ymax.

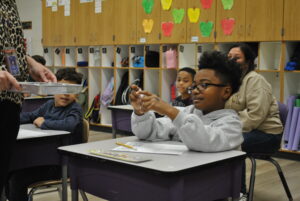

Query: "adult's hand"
<box><xmin>26</xmin><ymin>56</ymin><xmax>57</xmax><ymax>82</ymax></box>
<box><xmin>0</xmin><ymin>71</ymin><xmax>21</xmax><ymax>91</ymax></box>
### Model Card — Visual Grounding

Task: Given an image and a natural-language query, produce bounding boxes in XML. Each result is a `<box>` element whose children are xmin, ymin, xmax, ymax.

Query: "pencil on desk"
<box><xmin>116</xmin><ymin>142</ymin><xmax>136</xmax><ymax>150</ymax></box>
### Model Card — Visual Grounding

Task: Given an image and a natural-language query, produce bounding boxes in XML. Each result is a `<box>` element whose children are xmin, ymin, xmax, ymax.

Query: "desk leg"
<box><xmin>169</xmin><ymin>178</ymin><xmax>184</xmax><ymax>201</ymax></box>
<box><xmin>62</xmin><ymin>157</ymin><xmax>68</xmax><ymax>201</ymax></box>
<box><xmin>72</xmin><ymin>189</ymin><xmax>79</xmax><ymax>201</ymax></box>
<box><xmin>0</xmin><ymin>188</ymin><xmax>6</xmax><ymax>201</ymax></box>
<box><xmin>112</xmin><ymin>128</ymin><xmax>117</xmax><ymax>139</ymax></box>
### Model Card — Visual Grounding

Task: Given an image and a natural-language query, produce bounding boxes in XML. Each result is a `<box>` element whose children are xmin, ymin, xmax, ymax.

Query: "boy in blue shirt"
<box><xmin>6</xmin><ymin>68</ymin><xmax>83</xmax><ymax>201</ymax></box>
<box><xmin>172</xmin><ymin>67</ymin><xmax>196</xmax><ymax>107</ymax></box>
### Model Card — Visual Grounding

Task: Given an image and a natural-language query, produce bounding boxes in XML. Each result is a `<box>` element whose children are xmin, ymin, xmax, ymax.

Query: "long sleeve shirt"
<box><xmin>225</xmin><ymin>71</ymin><xmax>283</xmax><ymax>134</ymax></box>
<box><xmin>21</xmin><ymin>99</ymin><xmax>83</xmax><ymax>144</ymax></box>
<box><xmin>0</xmin><ymin>0</ymin><xmax>28</xmax><ymax>104</ymax></box>
<box><xmin>131</xmin><ymin>105</ymin><xmax>243</xmax><ymax>152</ymax></box>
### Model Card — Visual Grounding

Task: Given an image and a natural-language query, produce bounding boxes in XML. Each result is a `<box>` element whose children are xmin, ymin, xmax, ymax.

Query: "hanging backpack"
<box><xmin>100</xmin><ymin>77</ymin><xmax>114</xmax><ymax>107</ymax></box>
<box><xmin>114</xmin><ymin>72</ymin><xmax>143</xmax><ymax>105</ymax></box>
<box><xmin>85</xmin><ymin>93</ymin><xmax>101</xmax><ymax>123</ymax></box>
<box><xmin>115</xmin><ymin>72</ymin><xmax>129</xmax><ymax>105</ymax></box>
<box><xmin>165</xmin><ymin>48</ymin><xmax>178</xmax><ymax>68</ymax></box>
<box><xmin>121</xmin><ymin>78</ymin><xmax>142</xmax><ymax>105</ymax></box>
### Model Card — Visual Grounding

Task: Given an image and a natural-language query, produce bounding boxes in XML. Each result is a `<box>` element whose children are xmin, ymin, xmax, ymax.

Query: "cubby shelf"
<box><xmin>43</xmin><ymin>41</ymin><xmax>300</xmax><ymax>154</ymax></box>
<box><xmin>279</xmin><ymin>149</ymin><xmax>300</xmax><ymax>155</ymax></box>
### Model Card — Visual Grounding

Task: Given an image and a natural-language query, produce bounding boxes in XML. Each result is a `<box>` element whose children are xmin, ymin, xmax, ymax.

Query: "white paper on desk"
<box><xmin>17</xmin><ymin>129</ymin><xmax>48</xmax><ymax>139</ymax></box>
<box><xmin>112</xmin><ymin>142</ymin><xmax>188</xmax><ymax>155</ymax></box>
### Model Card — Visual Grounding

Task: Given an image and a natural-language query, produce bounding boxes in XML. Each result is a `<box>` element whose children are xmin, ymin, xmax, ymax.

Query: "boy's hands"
<box><xmin>129</xmin><ymin>85</ymin><xmax>144</xmax><ymax>115</ymax></box>
<box><xmin>129</xmin><ymin>85</ymin><xmax>179</xmax><ymax>120</ymax></box>
<box><xmin>33</xmin><ymin>117</ymin><xmax>45</xmax><ymax>128</ymax></box>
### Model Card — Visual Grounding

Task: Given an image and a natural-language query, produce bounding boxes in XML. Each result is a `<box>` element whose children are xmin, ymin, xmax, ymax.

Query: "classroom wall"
<box><xmin>16</xmin><ymin>0</ymin><xmax>43</xmax><ymax>56</ymax></box>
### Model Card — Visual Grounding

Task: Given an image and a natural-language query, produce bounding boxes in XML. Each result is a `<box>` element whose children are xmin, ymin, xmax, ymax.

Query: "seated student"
<box><xmin>172</xmin><ymin>67</ymin><xmax>196</xmax><ymax>107</ymax></box>
<box><xmin>5</xmin><ymin>68</ymin><xmax>83</xmax><ymax>201</ymax></box>
<box><xmin>130</xmin><ymin>51</ymin><xmax>243</xmax><ymax>152</ymax></box>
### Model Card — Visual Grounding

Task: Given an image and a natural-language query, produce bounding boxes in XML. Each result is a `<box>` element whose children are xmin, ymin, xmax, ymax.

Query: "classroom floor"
<box><xmin>29</xmin><ymin>130</ymin><xmax>300</xmax><ymax>201</ymax></box>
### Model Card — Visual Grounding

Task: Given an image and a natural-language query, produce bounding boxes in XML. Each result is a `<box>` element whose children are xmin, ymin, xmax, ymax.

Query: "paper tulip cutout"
<box><xmin>222</xmin><ymin>0</ymin><xmax>234</xmax><ymax>10</ymax></box>
<box><xmin>221</xmin><ymin>18</ymin><xmax>235</xmax><ymax>35</ymax></box>
<box><xmin>172</xmin><ymin>8</ymin><xmax>185</xmax><ymax>24</ymax></box>
<box><xmin>143</xmin><ymin>19</ymin><xmax>154</xmax><ymax>33</ymax></box>
<box><xmin>188</xmin><ymin>8</ymin><xmax>200</xmax><ymax>23</ymax></box>
<box><xmin>161</xmin><ymin>0</ymin><xmax>172</xmax><ymax>10</ymax></box>
<box><xmin>201</xmin><ymin>0</ymin><xmax>213</xmax><ymax>9</ymax></box>
<box><xmin>142</xmin><ymin>0</ymin><xmax>154</xmax><ymax>14</ymax></box>
<box><xmin>162</xmin><ymin>22</ymin><xmax>174</xmax><ymax>37</ymax></box>
<box><xmin>199</xmin><ymin>21</ymin><xmax>214</xmax><ymax>37</ymax></box>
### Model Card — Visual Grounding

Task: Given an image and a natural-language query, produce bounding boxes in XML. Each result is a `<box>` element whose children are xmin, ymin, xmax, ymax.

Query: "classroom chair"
<box><xmin>246</xmin><ymin>102</ymin><xmax>293</xmax><ymax>201</ymax></box>
<box><xmin>27</xmin><ymin>119</ymin><xmax>90</xmax><ymax>201</ymax></box>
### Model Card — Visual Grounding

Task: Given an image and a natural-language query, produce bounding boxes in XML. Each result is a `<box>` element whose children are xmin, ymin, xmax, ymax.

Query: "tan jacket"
<box><xmin>225</xmin><ymin>71</ymin><xmax>283</xmax><ymax>134</ymax></box>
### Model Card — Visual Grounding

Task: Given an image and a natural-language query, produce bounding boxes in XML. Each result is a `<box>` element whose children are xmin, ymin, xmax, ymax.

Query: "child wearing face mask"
<box><xmin>172</xmin><ymin>67</ymin><xmax>196</xmax><ymax>107</ymax></box>
<box><xmin>5</xmin><ymin>68</ymin><xmax>83</xmax><ymax>201</ymax></box>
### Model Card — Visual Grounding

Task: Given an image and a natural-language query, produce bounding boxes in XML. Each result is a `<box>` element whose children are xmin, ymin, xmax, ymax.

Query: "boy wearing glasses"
<box><xmin>130</xmin><ymin>51</ymin><xmax>243</xmax><ymax>152</ymax></box>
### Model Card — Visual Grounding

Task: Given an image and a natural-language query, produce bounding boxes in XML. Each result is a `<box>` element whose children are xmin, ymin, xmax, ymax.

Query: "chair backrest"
<box><xmin>82</xmin><ymin>119</ymin><xmax>90</xmax><ymax>143</ymax></box>
<box><xmin>277</xmin><ymin>101</ymin><xmax>288</xmax><ymax>126</ymax></box>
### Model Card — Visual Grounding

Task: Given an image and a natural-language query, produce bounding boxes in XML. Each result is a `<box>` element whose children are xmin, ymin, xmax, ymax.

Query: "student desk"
<box><xmin>8</xmin><ymin>124</ymin><xmax>70</xmax><ymax>201</ymax></box>
<box><xmin>108</xmin><ymin>105</ymin><xmax>133</xmax><ymax>138</ymax></box>
<box><xmin>21</xmin><ymin>96</ymin><xmax>53</xmax><ymax>112</ymax></box>
<box><xmin>59</xmin><ymin>136</ymin><xmax>246</xmax><ymax>201</ymax></box>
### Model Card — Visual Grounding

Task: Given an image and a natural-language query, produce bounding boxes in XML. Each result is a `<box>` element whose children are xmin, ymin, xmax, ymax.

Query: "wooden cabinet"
<box><xmin>137</xmin><ymin>0</ymin><xmax>161</xmax><ymax>44</ymax></box>
<box><xmin>99</xmin><ymin>0</ymin><xmax>115</xmax><ymax>45</ymax></box>
<box><xmin>283</xmin><ymin>0</ymin><xmax>300</xmax><ymax>41</ymax></box>
<box><xmin>76</xmin><ymin>1</ymin><xmax>98</xmax><ymax>46</ymax></box>
<box><xmin>216</xmin><ymin>0</ymin><xmax>246</xmax><ymax>42</ymax></box>
<box><xmin>114</xmin><ymin>0</ymin><xmax>137</xmax><ymax>44</ymax></box>
<box><xmin>160</xmin><ymin>0</ymin><xmax>187</xmax><ymax>43</ymax></box>
<box><xmin>51</xmin><ymin>0</ymin><xmax>76</xmax><ymax>46</ymax></box>
<box><xmin>42</xmin><ymin>0</ymin><xmax>55</xmax><ymax>46</ymax></box>
<box><xmin>245</xmin><ymin>0</ymin><xmax>284</xmax><ymax>41</ymax></box>
<box><xmin>42</xmin><ymin>0</ymin><xmax>300</xmax><ymax>155</ymax></box>
<box><xmin>186</xmin><ymin>0</ymin><xmax>216</xmax><ymax>43</ymax></box>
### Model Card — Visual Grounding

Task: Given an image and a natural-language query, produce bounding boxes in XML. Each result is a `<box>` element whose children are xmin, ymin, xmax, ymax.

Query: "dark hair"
<box><xmin>32</xmin><ymin>55</ymin><xmax>46</xmax><ymax>65</ymax></box>
<box><xmin>198</xmin><ymin>51</ymin><xmax>242</xmax><ymax>94</ymax></box>
<box><xmin>55</xmin><ymin>68</ymin><xmax>83</xmax><ymax>84</ymax></box>
<box><xmin>178</xmin><ymin>67</ymin><xmax>196</xmax><ymax>79</ymax></box>
<box><xmin>229</xmin><ymin>43</ymin><xmax>256</xmax><ymax>72</ymax></box>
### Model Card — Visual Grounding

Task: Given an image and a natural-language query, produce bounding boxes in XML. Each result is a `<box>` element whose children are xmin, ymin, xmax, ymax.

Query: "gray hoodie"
<box><xmin>131</xmin><ymin>105</ymin><xmax>243</xmax><ymax>152</ymax></box>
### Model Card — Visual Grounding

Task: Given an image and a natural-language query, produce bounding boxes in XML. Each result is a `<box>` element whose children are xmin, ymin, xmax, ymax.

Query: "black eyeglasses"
<box><xmin>188</xmin><ymin>83</ymin><xmax>227</xmax><ymax>93</ymax></box>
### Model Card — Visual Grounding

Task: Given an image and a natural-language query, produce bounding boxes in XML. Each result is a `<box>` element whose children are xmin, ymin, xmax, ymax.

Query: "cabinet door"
<box><xmin>76</xmin><ymin>1</ymin><xmax>97</xmax><ymax>46</ymax></box>
<box><xmin>216</xmin><ymin>0</ymin><xmax>245</xmax><ymax>42</ymax></box>
<box><xmin>99</xmin><ymin>0</ymin><xmax>115</xmax><ymax>45</ymax></box>
<box><xmin>137</xmin><ymin>0</ymin><xmax>161</xmax><ymax>44</ymax></box>
<box><xmin>283</xmin><ymin>0</ymin><xmax>300</xmax><ymax>40</ymax></box>
<box><xmin>42</xmin><ymin>0</ymin><xmax>55</xmax><ymax>46</ymax></box>
<box><xmin>53</xmin><ymin>0</ymin><xmax>76</xmax><ymax>46</ymax></box>
<box><xmin>187</xmin><ymin>0</ymin><xmax>216</xmax><ymax>43</ymax></box>
<box><xmin>114</xmin><ymin>0</ymin><xmax>137</xmax><ymax>44</ymax></box>
<box><xmin>245</xmin><ymin>0</ymin><xmax>283</xmax><ymax>41</ymax></box>
<box><xmin>161</xmin><ymin>0</ymin><xmax>187</xmax><ymax>43</ymax></box>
